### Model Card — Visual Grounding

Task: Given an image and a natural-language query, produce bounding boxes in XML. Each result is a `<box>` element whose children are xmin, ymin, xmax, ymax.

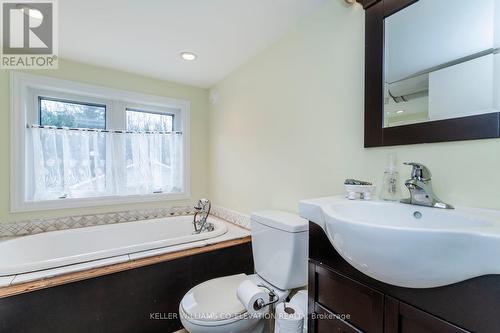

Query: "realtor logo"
<box><xmin>1</xmin><ymin>0</ymin><xmax>58</xmax><ymax>68</ymax></box>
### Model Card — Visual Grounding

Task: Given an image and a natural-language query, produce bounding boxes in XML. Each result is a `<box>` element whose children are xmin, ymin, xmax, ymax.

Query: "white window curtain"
<box><xmin>27</xmin><ymin>127</ymin><xmax>183</xmax><ymax>201</ymax></box>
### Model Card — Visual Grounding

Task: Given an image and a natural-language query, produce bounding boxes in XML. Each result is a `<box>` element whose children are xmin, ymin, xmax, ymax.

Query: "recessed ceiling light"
<box><xmin>180</xmin><ymin>52</ymin><xmax>197</xmax><ymax>61</ymax></box>
<box><xmin>396</xmin><ymin>110</ymin><xmax>405</xmax><ymax>114</ymax></box>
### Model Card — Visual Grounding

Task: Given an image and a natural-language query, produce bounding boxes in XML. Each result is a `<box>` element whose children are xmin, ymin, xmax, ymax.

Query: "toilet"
<box><xmin>179</xmin><ymin>211</ymin><xmax>308</xmax><ymax>333</ymax></box>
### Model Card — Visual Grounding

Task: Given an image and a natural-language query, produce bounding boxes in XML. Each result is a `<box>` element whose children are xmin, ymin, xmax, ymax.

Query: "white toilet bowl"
<box><xmin>180</xmin><ymin>305</ymin><xmax>264</xmax><ymax>333</ymax></box>
<box><xmin>179</xmin><ymin>274</ymin><xmax>288</xmax><ymax>333</ymax></box>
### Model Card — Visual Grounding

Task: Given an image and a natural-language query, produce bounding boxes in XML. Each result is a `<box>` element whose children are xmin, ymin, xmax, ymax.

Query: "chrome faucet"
<box><xmin>401</xmin><ymin>162</ymin><xmax>454</xmax><ymax>209</ymax></box>
<box><xmin>193</xmin><ymin>198</ymin><xmax>214</xmax><ymax>234</ymax></box>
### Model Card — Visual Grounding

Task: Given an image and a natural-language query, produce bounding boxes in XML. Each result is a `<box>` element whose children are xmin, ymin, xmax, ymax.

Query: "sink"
<box><xmin>299</xmin><ymin>196</ymin><xmax>500</xmax><ymax>288</ymax></box>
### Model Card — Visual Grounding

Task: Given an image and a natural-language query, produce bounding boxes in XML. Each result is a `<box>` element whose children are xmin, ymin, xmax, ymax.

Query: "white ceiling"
<box><xmin>59</xmin><ymin>0</ymin><xmax>328</xmax><ymax>88</ymax></box>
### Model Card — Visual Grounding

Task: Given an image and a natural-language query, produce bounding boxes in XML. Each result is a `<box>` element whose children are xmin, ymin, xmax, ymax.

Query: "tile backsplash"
<box><xmin>210</xmin><ymin>205</ymin><xmax>251</xmax><ymax>229</ymax></box>
<box><xmin>0</xmin><ymin>204</ymin><xmax>251</xmax><ymax>238</ymax></box>
<box><xmin>0</xmin><ymin>206</ymin><xmax>195</xmax><ymax>238</ymax></box>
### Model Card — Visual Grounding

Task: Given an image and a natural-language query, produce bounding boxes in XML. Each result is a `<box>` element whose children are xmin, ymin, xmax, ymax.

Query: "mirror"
<box><xmin>383</xmin><ymin>0</ymin><xmax>500</xmax><ymax>128</ymax></box>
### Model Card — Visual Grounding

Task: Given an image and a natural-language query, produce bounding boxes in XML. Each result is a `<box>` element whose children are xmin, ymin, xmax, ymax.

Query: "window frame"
<box><xmin>11</xmin><ymin>72</ymin><xmax>191</xmax><ymax>212</ymax></box>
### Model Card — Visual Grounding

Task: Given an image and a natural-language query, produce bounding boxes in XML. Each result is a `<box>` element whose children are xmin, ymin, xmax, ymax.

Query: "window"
<box><xmin>126</xmin><ymin>108</ymin><xmax>173</xmax><ymax>132</ymax></box>
<box><xmin>39</xmin><ymin>97</ymin><xmax>106</xmax><ymax>129</ymax></box>
<box><xmin>11</xmin><ymin>72</ymin><xmax>190</xmax><ymax>212</ymax></box>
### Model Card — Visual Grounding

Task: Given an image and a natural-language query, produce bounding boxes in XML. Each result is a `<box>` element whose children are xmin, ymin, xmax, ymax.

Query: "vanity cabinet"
<box><xmin>307</xmin><ymin>222</ymin><xmax>499</xmax><ymax>333</ymax></box>
<box><xmin>309</xmin><ymin>261</ymin><xmax>470</xmax><ymax>333</ymax></box>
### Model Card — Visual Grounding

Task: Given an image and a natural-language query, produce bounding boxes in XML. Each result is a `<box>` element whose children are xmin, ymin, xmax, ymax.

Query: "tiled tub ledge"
<box><xmin>211</xmin><ymin>205</ymin><xmax>251</xmax><ymax>229</ymax></box>
<box><xmin>0</xmin><ymin>217</ymin><xmax>250</xmax><ymax>298</ymax></box>
<box><xmin>0</xmin><ymin>205</ymin><xmax>250</xmax><ymax>240</ymax></box>
<box><xmin>0</xmin><ymin>205</ymin><xmax>196</xmax><ymax>238</ymax></box>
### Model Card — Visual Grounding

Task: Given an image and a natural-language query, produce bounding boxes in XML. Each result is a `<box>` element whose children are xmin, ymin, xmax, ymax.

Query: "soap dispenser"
<box><xmin>380</xmin><ymin>153</ymin><xmax>400</xmax><ymax>201</ymax></box>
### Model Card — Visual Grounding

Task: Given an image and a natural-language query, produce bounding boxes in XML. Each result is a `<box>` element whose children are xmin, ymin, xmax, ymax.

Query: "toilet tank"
<box><xmin>250</xmin><ymin>211</ymin><xmax>308</xmax><ymax>290</ymax></box>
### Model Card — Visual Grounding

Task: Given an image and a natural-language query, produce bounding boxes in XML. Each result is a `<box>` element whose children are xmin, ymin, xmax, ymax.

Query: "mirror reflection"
<box><xmin>383</xmin><ymin>0</ymin><xmax>500</xmax><ymax>128</ymax></box>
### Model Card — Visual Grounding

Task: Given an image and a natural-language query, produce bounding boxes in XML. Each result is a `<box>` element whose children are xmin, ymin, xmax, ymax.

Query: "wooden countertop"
<box><xmin>0</xmin><ymin>236</ymin><xmax>251</xmax><ymax>299</ymax></box>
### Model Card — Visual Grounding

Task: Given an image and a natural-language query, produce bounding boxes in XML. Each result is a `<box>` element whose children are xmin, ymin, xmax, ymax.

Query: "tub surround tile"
<box><xmin>0</xmin><ymin>276</ymin><xmax>14</xmax><ymax>287</ymax></box>
<box><xmin>0</xmin><ymin>206</ymin><xmax>195</xmax><ymax>238</ymax></box>
<box><xmin>0</xmin><ymin>205</ymin><xmax>251</xmax><ymax>238</ymax></box>
<box><xmin>211</xmin><ymin>205</ymin><xmax>251</xmax><ymax>229</ymax></box>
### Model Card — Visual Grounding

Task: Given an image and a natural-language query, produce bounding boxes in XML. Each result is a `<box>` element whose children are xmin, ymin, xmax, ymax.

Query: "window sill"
<box><xmin>10</xmin><ymin>192</ymin><xmax>191</xmax><ymax>213</ymax></box>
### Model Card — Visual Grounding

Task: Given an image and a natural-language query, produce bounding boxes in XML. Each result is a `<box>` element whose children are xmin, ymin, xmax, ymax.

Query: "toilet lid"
<box><xmin>181</xmin><ymin>273</ymin><xmax>249</xmax><ymax>322</ymax></box>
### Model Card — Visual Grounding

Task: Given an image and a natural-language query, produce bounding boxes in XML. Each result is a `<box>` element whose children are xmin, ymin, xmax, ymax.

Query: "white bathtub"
<box><xmin>0</xmin><ymin>215</ymin><xmax>227</xmax><ymax>277</ymax></box>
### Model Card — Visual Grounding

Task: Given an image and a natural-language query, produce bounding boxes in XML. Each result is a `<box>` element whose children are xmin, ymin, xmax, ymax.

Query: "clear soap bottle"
<box><xmin>380</xmin><ymin>153</ymin><xmax>400</xmax><ymax>201</ymax></box>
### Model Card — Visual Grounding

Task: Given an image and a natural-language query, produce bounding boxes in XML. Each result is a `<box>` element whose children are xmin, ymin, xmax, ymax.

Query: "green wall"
<box><xmin>208</xmin><ymin>0</ymin><xmax>500</xmax><ymax>214</ymax></box>
<box><xmin>0</xmin><ymin>59</ymin><xmax>209</xmax><ymax>222</ymax></box>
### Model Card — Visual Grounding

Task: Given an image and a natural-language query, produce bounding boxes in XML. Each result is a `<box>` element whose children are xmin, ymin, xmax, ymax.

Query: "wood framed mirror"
<box><xmin>361</xmin><ymin>0</ymin><xmax>500</xmax><ymax>147</ymax></box>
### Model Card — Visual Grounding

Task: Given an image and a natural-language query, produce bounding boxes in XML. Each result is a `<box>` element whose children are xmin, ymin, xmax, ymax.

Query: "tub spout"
<box><xmin>193</xmin><ymin>199</ymin><xmax>213</xmax><ymax>234</ymax></box>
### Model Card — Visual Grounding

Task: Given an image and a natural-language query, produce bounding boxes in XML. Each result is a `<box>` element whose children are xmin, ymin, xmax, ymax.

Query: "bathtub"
<box><xmin>0</xmin><ymin>215</ymin><xmax>227</xmax><ymax>277</ymax></box>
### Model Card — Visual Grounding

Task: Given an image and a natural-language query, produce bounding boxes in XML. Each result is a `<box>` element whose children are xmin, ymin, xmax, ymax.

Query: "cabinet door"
<box><xmin>385</xmin><ymin>297</ymin><xmax>471</xmax><ymax>333</ymax></box>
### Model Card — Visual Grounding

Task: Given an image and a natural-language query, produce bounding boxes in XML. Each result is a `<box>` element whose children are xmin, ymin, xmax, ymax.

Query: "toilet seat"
<box><xmin>180</xmin><ymin>273</ymin><xmax>250</xmax><ymax>326</ymax></box>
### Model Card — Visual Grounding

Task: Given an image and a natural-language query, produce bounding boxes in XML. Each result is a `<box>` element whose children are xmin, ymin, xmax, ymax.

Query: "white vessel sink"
<box><xmin>299</xmin><ymin>196</ymin><xmax>500</xmax><ymax>288</ymax></box>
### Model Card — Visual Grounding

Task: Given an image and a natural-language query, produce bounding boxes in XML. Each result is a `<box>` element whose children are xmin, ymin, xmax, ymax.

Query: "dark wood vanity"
<box><xmin>308</xmin><ymin>222</ymin><xmax>500</xmax><ymax>333</ymax></box>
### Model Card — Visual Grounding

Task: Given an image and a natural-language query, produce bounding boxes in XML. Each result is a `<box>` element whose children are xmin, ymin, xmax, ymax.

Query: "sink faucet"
<box><xmin>401</xmin><ymin>162</ymin><xmax>454</xmax><ymax>209</ymax></box>
<box><xmin>193</xmin><ymin>198</ymin><xmax>214</xmax><ymax>234</ymax></box>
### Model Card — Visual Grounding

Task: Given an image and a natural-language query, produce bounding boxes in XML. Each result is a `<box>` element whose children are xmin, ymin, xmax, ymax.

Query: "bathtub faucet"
<box><xmin>193</xmin><ymin>199</ymin><xmax>214</xmax><ymax>234</ymax></box>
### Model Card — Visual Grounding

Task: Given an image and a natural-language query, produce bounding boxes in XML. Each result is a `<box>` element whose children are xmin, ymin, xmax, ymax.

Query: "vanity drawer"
<box><xmin>314</xmin><ymin>303</ymin><xmax>363</xmax><ymax>333</ymax></box>
<box><xmin>315</xmin><ymin>264</ymin><xmax>384</xmax><ymax>333</ymax></box>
